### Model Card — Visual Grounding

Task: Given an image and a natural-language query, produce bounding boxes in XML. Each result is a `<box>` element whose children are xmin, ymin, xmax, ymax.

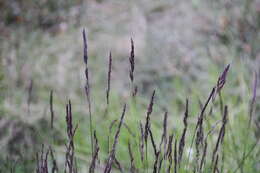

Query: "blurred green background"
<box><xmin>0</xmin><ymin>0</ymin><xmax>259</xmax><ymax>172</ymax></box>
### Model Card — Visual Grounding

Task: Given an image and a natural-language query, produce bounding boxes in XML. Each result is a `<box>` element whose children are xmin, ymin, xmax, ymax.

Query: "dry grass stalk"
<box><xmin>104</xmin><ymin>104</ymin><xmax>127</xmax><ymax>173</ymax></box>
<box><xmin>36</xmin><ymin>144</ymin><xmax>49</xmax><ymax>173</ymax></box>
<box><xmin>49</xmin><ymin>146</ymin><xmax>58</xmax><ymax>173</ymax></box>
<box><xmin>114</xmin><ymin>157</ymin><xmax>123</xmax><ymax>173</ymax></box>
<box><xmin>159</xmin><ymin>111</ymin><xmax>168</xmax><ymax>153</ymax></box>
<box><xmin>65</xmin><ymin>100</ymin><xmax>78</xmax><ymax>173</ymax></box>
<box><xmin>212</xmin><ymin>105</ymin><xmax>228</xmax><ymax>166</ymax></box>
<box><xmin>106</xmin><ymin>51</ymin><xmax>112</xmax><ymax>106</ymax></box>
<box><xmin>108</xmin><ymin>119</ymin><xmax>117</xmax><ymax>153</ymax></box>
<box><xmin>152</xmin><ymin>151</ymin><xmax>160</xmax><ymax>173</ymax></box>
<box><xmin>167</xmin><ymin>134</ymin><xmax>174</xmax><ymax>173</ymax></box>
<box><xmin>82</xmin><ymin>28</ymin><xmax>88</xmax><ymax>65</ymax></box>
<box><xmin>157</xmin><ymin>156</ymin><xmax>164</xmax><ymax>173</ymax></box>
<box><xmin>199</xmin><ymin>141</ymin><xmax>207</xmax><ymax>172</ymax></box>
<box><xmin>173</xmin><ymin>139</ymin><xmax>178</xmax><ymax>173</ymax></box>
<box><xmin>82</xmin><ymin>29</ymin><xmax>94</xmax><ymax>157</ymax></box>
<box><xmin>144</xmin><ymin>90</ymin><xmax>156</xmax><ymax>143</ymax></box>
<box><xmin>178</xmin><ymin>99</ymin><xmax>189</xmax><ymax>165</ymax></box>
<box><xmin>213</xmin><ymin>155</ymin><xmax>219</xmax><ymax>173</ymax></box>
<box><xmin>89</xmin><ymin>131</ymin><xmax>100</xmax><ymax>173</ymax></box>
<box><xmin>149</xmin><ymin>127</ymin><xmax>158</xmax><ymax>156</ymax></box>
<box><xmin>50</xmin><ymin>90</ymin><xmax>54</xmax><ymax>129</ymax></box>
<box><xmin>188</xmin><ymin>87</ymin><xmax>215</xmax><ymax>164</ymax></box>
<box><xmin>139</xmin><ymin>122</ymin><xmax>145</xmax><ymax>162</ymax></box>
<box><xmin>144</xmin><ymin>90</ymin><xmax>156</xmax><ymax>170</ymax></box>
<box><xmin>128</xmin><ymin>141</ymin><xmax>136</xmax><ymax>173</ymax></box>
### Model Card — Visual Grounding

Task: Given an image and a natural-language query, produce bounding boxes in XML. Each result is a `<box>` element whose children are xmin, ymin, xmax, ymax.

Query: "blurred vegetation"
<box><xmin>0</xmin><ymin>0</ymin><xmax>259</xmax><ymax>172</ymax></box>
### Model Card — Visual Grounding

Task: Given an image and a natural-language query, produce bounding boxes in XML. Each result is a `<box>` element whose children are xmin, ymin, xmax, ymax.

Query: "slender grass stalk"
<box><xmin>148</xmin><ymin>128</ymin><xmax>157</xmax><ymax>156</ymax></box>
<box><xmin>144</xmin><ymin>90</ymin><xmax>156</xmax><ymax>172</ymax></box>
<box><xmin>82</xmin><ymin>28</ymin><xmax>94</xmax><ymax>157</ymax></box>
<box><xmin>187</xmin><ymin>87</ymin><xmax>215</xmax><ymax>166</ymax></box>
<box><xmin>213</xmin><ymin>154</ymin><xmax>219</xmax><ymax>173</ymax></box>
<box><xmin>174</xmin><ymin>139</ymin><xmax>178</xmax><ymax>173</ymax></box>
<box><xmin>49</xmin><ymin>146</ymin><xmax>58</xmax><ymax>173</ymax></box>
<box><xmin>50</xmin><ymin>90</ymin><xmax>54</xmax><ymax>129</ymax></box>
<box><xmin>167</xmin><ymin>134</ymin><xmax>174</xmax><ymax>173</ymax></box>
<box><xmin>27</xmin><ymin>79</ymin><xmax>33</xmax><ymax>115</ymax></box>
<box><xmin>211</xmin><ymin>105</ymin><xmax>228</xmax><ymax>168</ymax></box>
<box><xmin>108</xmin><ymin>119</ymin><xmax>118</xmax><ymax>154</ymax></box>
<box><xmin>104</xmin><ymin>104</ymin><xmax>127</xmax><ymax>173</ymax></box>
<box><xmin>128</xmin><ymin>141</ymin><xmax>136</xmax><ymax>173</ymax></box>
<box><xmin>114</xmin><ymin>157</ymin><xmax>123</xmax><ymax>173</ymax></box>
<box><xmin>65</xmin><ymin>100</ymin><xmax>78</xmax><ymax>173</ymax></box>
<box><xmin>139</xmin><ymin>122</ymin><xmax>145</xmax><ymax>163</ymax></box>
<box><xmin>199</xmin><ymin>141</ymin><xmax>207</xmax><ymax>172</ymax></box>
<box><xmin>89</xmin><ymin>131</ymin><xmax>99</xmax><ymax>173</ymax></box>
<box><xmin>106</xmin><ymin>51</ymin><xmax>112</xmax><ymax>107</ymax></box>
<box><xmin>178</xmin><ymin>99</ymin><xmax>189</xmax><ymax>166</ymax></box>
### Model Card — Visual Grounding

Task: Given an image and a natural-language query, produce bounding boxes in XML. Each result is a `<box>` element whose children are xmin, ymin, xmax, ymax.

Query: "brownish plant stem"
<box><xmin>82</xmin><ymin>29</ymin><xmax>94</xmax><ymax>157</ymax></box>
<box><xmin>50</xmin><ymin>90</ymin><xmax>54</xmax><ymax>129</ymax></box>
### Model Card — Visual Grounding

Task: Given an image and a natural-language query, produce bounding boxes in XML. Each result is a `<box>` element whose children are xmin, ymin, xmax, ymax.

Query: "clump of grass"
<box><xmin>3</xmin><ymin>30</ymin><xmax>259</xmax><ymax>173</ymax></box>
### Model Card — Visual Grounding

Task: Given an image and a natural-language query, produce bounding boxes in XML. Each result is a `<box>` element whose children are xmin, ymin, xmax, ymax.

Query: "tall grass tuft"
<box><xmin>3</xmin><ymin>30</ymin><xmax>258</xmax><ymax>173</ymax></box>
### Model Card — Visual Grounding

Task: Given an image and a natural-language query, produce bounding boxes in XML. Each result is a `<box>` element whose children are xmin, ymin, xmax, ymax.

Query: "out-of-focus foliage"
<box><xmin>0</xmin><ymin>0</ymin><xmax>259</xmax><ymax>172</ymax></box>
<box><xmin>0</xmin><ymin>0</ymin><xmax>83</xmax><ymax>28</ymax></box>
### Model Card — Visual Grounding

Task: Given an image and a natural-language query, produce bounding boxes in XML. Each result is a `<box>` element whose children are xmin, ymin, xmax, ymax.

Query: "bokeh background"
<box><xmin>0</xmin><ymin>0</ymin><xmax>260</xmax><ymax>172</ymax></box>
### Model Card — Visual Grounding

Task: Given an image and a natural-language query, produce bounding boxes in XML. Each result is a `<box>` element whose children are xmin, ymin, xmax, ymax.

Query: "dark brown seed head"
<box><xmin>82</xmin><ymin>28</ymin><xmax>88</xmax><ymax>65</ymax></box>
<box><xmin>50</xmin><ymin>90</ymin><xmax>54</xmax><ymax>129</ymax></box>
<box><xmin>129</xmin><ymin>38</ymin><xmax>135</xmax><ymax>82</ymax></box>
<box><xmin>216</xmin><ymin>64</ymin><xmax>230</xmax><ymax>94</ymax></box>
